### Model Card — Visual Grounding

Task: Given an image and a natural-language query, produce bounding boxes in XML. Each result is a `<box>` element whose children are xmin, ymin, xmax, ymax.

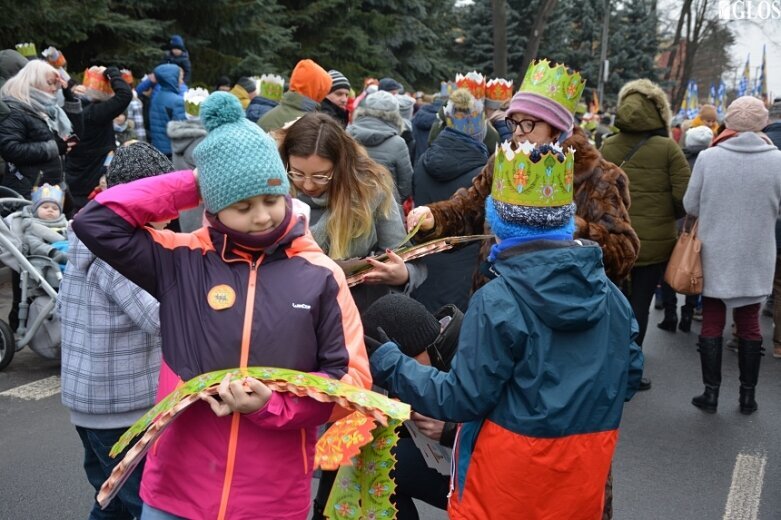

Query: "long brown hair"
<box><xmin>279</xmin><ymin>113</ymin><xmax>395</xmax><ymax>259</ymax></box>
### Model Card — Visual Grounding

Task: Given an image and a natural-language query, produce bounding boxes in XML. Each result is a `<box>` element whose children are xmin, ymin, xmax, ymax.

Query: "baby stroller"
<box><xmin>0</xmin><ymin>186</ymin><xmax>61</xmax><ymax>370</ymax></box>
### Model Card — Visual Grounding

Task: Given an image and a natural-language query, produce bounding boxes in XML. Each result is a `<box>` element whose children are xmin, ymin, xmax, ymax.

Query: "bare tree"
<box><xmin>492</xmin><ymin>0</ymin><xmax>508</xmax><ymax>76</ymax></box>
<box><xmin>519</xmin><ymin>0</ymin><xmax>559</xmax><ymax>76</ymax></box>
<box><xmin>664</xmin><ymin>0</ymin><xmax>721</xmax><ymax>111</ymax></box>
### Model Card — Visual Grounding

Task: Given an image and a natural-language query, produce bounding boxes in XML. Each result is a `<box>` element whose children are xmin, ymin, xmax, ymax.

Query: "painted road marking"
<box><xmin>0</xmin><ymin>375</ymin><xmax>60</xmax><ymax>400</ymax></box>
<box><xmin>723</xmin><ymin>452</ymin><xmax>766</xmax><ymax>520</ymax></box>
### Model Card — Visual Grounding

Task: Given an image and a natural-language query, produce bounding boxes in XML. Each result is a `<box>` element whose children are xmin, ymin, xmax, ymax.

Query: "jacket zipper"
<box><xmin>217</xmin><ymin>257</ymin><xmax>262</xmax><ymax>520</ymax></box>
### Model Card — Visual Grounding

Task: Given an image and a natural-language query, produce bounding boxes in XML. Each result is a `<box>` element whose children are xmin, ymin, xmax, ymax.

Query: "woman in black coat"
<box><xmin>0</xmin><ymin>60</ymin><xmax>81</xmax><ymax>199</ymax></box>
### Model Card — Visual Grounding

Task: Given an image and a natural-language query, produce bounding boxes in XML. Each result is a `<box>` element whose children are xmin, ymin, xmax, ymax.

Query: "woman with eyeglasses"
<box><xmin>405</xmin><ymin>60</ymin><xmax>641</xmax><ymax>520</ymax></box>
<box><xmin>0</xmin><ymin>59</ymin><xmax>82</xmax><ymax>200</ymax></box>
<box><xmin>279</xmin><ymin>112</ymin><xmax>426</xmax><ymax>312</ymax></box>
<box><xmin>407</xmin><ymin>61</ymin><xmax>639</xmax><ymax>290</ymax></box>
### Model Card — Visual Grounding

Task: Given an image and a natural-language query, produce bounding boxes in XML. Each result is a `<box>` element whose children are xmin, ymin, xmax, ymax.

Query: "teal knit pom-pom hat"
<box><xmin>193</xmin><ymin>91</ymin><xmax>289</xmax><ymax>213</ymax></box>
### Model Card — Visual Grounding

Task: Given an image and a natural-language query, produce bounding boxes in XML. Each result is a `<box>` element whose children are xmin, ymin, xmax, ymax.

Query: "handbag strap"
<box><xmin>619</xmin><ymin>135</ymin><xmax>652</xmax><ymax>168</ymax></box>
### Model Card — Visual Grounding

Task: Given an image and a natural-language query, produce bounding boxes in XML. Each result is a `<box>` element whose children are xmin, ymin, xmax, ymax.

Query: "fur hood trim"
<box><xmin>617</xmin><ymin>79</ymin><xmax>672</xmax><ymax>128</ymax></box>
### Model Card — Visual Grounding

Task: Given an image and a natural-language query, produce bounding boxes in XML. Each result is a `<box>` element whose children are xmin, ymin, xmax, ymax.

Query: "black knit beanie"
<box><xmin>106</xmin><ymin>142</ymin><xmax>175</xmax><ymax>188</ymax></box>
<box><xmin>362</xmin><ymin>294</ymin><xmax>441</xmax><ymax>358</ymax></box>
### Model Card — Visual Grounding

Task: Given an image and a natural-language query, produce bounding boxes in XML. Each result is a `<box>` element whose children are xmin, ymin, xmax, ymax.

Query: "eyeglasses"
<box><xmin>505</xmin><ymin>117</ymin><xmax>543</xmax><ymax>134</ymax></box>
<box><xmin>286</xmin><ymin>167</ymin><xmax>334</xmax><ymax>186</ymax></box>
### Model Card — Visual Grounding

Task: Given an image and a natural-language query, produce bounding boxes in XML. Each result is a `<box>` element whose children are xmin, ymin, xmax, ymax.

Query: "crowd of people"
<box><xmin>1</xmin><ymin>36</ymin><xmax>780</xmax><ymax>520</ymax></box>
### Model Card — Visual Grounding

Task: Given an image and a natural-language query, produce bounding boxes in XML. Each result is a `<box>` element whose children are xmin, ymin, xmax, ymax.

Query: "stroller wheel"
<box><xmin>0</xmin><ymin>319</ymin><xmax>15</xmax><ymax>370</ymax></box>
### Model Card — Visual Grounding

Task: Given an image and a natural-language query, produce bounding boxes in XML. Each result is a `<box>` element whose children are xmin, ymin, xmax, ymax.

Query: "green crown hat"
<box><xmin>184</xmin><ymin>87</ymin><xmax>210</xmax><ymax>117</ymax></box>
<box><xmin>520</xmin><ymin>59</ymin><xmax>586</xmax><ymax>114</ymax></box>
<box><xmin>15</xmin><ymin>42</ymin><xmax>37</xmax><ymax>59</ymax></box>
<box><xmin>492</xmin><ymin>140</ymin><xmax>575</xmax><ymax>210</ymax></box>
<box><xmin>259</xmin><ymin>74</ymin><xmax>284</xmax><ymax>102</ymax></box>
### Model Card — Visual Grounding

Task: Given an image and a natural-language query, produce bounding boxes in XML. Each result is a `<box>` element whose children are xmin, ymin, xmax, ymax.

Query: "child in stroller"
<box><xmin>0</xmin><ymin>184</ymin><xmax>64</xmax><ymax>370</ymax></box>
<box><xmin>6</xmin><ymin>183</ymin><xmax>68</xmax><ymax>289</ymax></box>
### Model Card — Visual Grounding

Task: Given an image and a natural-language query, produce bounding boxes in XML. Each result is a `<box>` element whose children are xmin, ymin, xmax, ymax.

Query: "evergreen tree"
<box><xmin>279</xmin><ymin>0</ymin><xmax>457</xmax><ymax>90</ymax></box>
<box><xmin>458</xmin><ymin>0</ymin><xmax>530</xmax><ymax>82</ymax></box>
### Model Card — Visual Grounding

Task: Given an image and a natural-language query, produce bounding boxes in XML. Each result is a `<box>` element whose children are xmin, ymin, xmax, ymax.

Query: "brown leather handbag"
<box><xmin>664</xmin><ymin>217</ymin><xmax>703</xmax><ymax>295</ymax></box>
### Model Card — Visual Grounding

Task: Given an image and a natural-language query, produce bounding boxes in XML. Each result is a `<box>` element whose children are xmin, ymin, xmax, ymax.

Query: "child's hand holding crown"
<box><xmin>202</xmin><ymin>373</ymin><xmax>273</xmax><ymax>416</ymax></box>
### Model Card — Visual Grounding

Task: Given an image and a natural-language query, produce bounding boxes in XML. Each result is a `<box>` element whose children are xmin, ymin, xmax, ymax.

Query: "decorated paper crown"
<box><xmin>183</xmin><ymin>87</ymin><xmax>210</xmax><ymax>116</ymax></box>
<box><xmin>120</xmin><ymin>69</ymin><xmax>134</xmax><ymax>85</ymax></box>
<box><xmin>15</xmin><ymin>43</ymin><xmax>37</xmax><ymax>59</ymax></box>
<box><xmin>83</xmin><ymin>66</ymin><xmax>114</xmax><ymax>101</ymax></box>
<box><xmin>258</xmin><ymin>74</ymin><xmax>284</xmax><ymax>102</ymax></box>
<box><xmin>455</xmin><ymin>71</ymin><xmax>486</xmax><ymax>100</ymax></box>
<box><xmin>31</xmin><ymin>183</ymin><xmax>65</xmax><ymax>210</ymax></box>
<box><xmin>520</xmin><ymin>59</ymin><xmax>586</xmax><ymax>114</ymax></box>
<box><xmin>486</xmin><ymin>78</ymin><xmax>513</xmax><ymax>108</ymax></box>
<box><xmin>492</xmin><ymin>140</ymin><xmax>575</xmax><ymax>210</ymax></box>
<box><xmin>41</xmin><ymin>46</ymin><xmax>66</xmax><ymax>68</ymax></box>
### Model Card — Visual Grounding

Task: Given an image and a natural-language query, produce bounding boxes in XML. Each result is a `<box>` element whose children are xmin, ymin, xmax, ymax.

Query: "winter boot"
<box><xmin>737</xmin><ymin>339</ymin><xmax>763</xmax><ymax>415</ymax></box>
<box><xmin>657</xmin><ymin>306</ymin><xmax>678</xmax><ymax>332</ymax></box>
<box><xmin>679</xmin><ymin>304</ymin><xmax>694</xmax><ymax>333</ymax></box>
<box><xmin>692</xmin><ymin>336</ymin><xmax>722</xmax><ymax>413</ymax></box>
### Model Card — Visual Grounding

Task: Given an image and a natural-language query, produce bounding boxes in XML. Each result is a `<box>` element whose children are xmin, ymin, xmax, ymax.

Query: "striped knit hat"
<box><xmin>328</xmin><ymin>70</ymin><xmax>350</xmax><ymax>92</ymax></box>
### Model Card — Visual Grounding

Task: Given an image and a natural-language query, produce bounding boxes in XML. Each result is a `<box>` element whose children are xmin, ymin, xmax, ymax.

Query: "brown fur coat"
<box><xmin>420</xmin><ymin>126</ymin><xmax>640</xmax><ymax>284</ymax></box>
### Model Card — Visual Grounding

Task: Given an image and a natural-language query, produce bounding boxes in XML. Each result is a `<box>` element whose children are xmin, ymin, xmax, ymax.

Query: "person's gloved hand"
<box><xmin>364</xmin><ymin>326</ymin><xmax>392</xmax><ymax>356</ymax></box>
<box><xmin>103</xmin><ymin>66</ymin><xmax>122</xmax><ymax>81</ymax></box>
<box><xmin>62</xmin><ymin>79</ymin><xmax>78</xmax><ymax>102</ymax></box>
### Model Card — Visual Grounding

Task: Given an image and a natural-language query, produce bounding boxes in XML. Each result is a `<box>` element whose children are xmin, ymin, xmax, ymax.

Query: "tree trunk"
<box><xmin>671</xmin><ymin>0</ymin><xmax>711</xmax><ymax>112</ymax></box>
<box><xmin>663</xmin><ymin>0</ymin><xmax>694</xmax><ymax>85</ymax></box>
<box><xmin>492</xmin><ymin>0</ymin><xmax>508</xmax><ymax>77</ymax></box>
<box><xmin>519</xmin><ymin>0</ymin><xmax>558</xmax><ymax>78</ymax></box>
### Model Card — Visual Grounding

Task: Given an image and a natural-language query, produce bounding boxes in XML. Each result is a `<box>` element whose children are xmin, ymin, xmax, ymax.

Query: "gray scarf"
<box><xmin>27</xmin><ymin>88</ymin><xmax>72</xmax><ymax>138</ymax></box>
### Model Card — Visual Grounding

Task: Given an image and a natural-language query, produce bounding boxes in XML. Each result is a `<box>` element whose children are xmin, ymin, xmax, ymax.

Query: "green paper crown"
<box><xmin>15</xmin><ymin>42</ymin><xmax>37</xmax><ymax>58</ymax></box>
<box><xmin>520</xmin><ymin>59</ymin><xmax>586</xmax><ymax>114</ymax></box>
<box><xmin>492</xmin><ymin>141</ymin><xmax>575</xmax><ymax>208</ymax></box>
<box><xmin>259</xmin><ymin>74</ymin><xmax>284</xmax><ymax>102</ymax></box>
<box><xmin>183</xmin><ymin>87</ymin><xmax>209</xmax><ymax>117</ymax></box>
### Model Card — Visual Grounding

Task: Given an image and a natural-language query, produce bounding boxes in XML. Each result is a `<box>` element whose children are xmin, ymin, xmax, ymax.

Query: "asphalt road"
<box><xmin>1</xmin><ymin>282</ymin><xmax>779</xmax><ymax>519</ymax></box>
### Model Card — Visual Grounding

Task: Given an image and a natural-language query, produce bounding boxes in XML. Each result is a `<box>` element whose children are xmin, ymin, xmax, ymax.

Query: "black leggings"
<box><xmin>624</xmin><ymin>262</ymin><xmax>667</xmax><ymax>346</ymax></box>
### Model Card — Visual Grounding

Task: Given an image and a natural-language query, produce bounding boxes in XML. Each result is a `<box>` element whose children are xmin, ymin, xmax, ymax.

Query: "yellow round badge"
<box><xmin>207</xmin><ymin>284</ymin><xmax>236</xmax><ymax>311</ymax></box>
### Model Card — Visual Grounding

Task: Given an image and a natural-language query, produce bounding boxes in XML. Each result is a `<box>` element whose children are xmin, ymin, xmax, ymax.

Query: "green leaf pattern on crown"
<box><xmin>259</xmin><ymin>74</ymin><xmax>284</xmax><ymax>102</ymax></box>
<box><xmin>492</xmin><ymin>141</ymin><xmax>575</xmax><ymax>208</ymax></box>
<box><xmin>521</xmin><ymin>59</ymin><xmax>586</xmax><ymax>114</ymax></box>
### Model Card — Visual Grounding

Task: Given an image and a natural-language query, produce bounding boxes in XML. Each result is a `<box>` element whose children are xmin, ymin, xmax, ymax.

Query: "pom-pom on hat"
<box><xmin>107</xmin><ymin>142</ymin><xmax>174</xmax><ymax>188</ymax></box>
<box><xmin>193</xmin><ymin>92</ymin><xmax>289</xmax><ymax>213</ymax></box>
<box><xmin>445</xmin><ymin>88</ymin><xmax>487</xmax><ymax>143</ymax></box>
<box><xmin>31</xmin><ymin>183</ymin><xmax>64</xmax><ymax>213</ymax></box>
<box><xmin>362</xmin><ymin>294</ymin><xmax>441</xmax><ymax>358</ymax></box>
<box><xmin>725</xmin><ymin>96</ymin><xmax>769</xmax><ymax>133</ymax></box>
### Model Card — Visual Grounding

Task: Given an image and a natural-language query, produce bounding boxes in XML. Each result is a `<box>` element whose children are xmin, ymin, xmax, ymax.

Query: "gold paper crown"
<box><xmin>15</xmin><ymin>42</ymin><xmax>37</xmax><ymax>59</ymax></box>
<box><xmin>486</xmin><ymin>78</ymin><xmax>514</xmax><ymax>103</ymax></box>
<box><xmin>455</xmin><ymin>71</ymin><xmax>486</xmax><ymax>100</ymax></box>
<box><xmin>184</xmin><ymin>87</ymin><xmax>210</xmax><ymax>116</ymax></box>
<box><xmin>492</xmin><ymin>141</ymin><xmax>575</xmax><ymax>208</ymax></box>
<box><xmin>520</xmin><ymin>59</ymin><xmax>586</xmax><ymax>114</ymax></box>
<box><xmin>259</xmin><ymin>74</ymin><xmax>284</xmax><ymax>102</ymax></box>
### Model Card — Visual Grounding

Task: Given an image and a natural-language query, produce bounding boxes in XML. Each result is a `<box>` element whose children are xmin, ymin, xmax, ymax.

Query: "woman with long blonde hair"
<box><xmin>0</xmin><ymin>59</ymin><xmax>81</xmax><ymax>198</ymax></box>
<box><xmin>279</xmin><ymin>112</ymin><xmax>425</xmax><ymax>311</ymax></box>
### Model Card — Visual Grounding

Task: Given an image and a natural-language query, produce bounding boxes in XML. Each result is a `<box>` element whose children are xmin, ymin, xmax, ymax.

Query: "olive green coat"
<box><xmin>601</xmin><ymin>79</ymin><xmax>690</xmax><ymax>266</ymax></box>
